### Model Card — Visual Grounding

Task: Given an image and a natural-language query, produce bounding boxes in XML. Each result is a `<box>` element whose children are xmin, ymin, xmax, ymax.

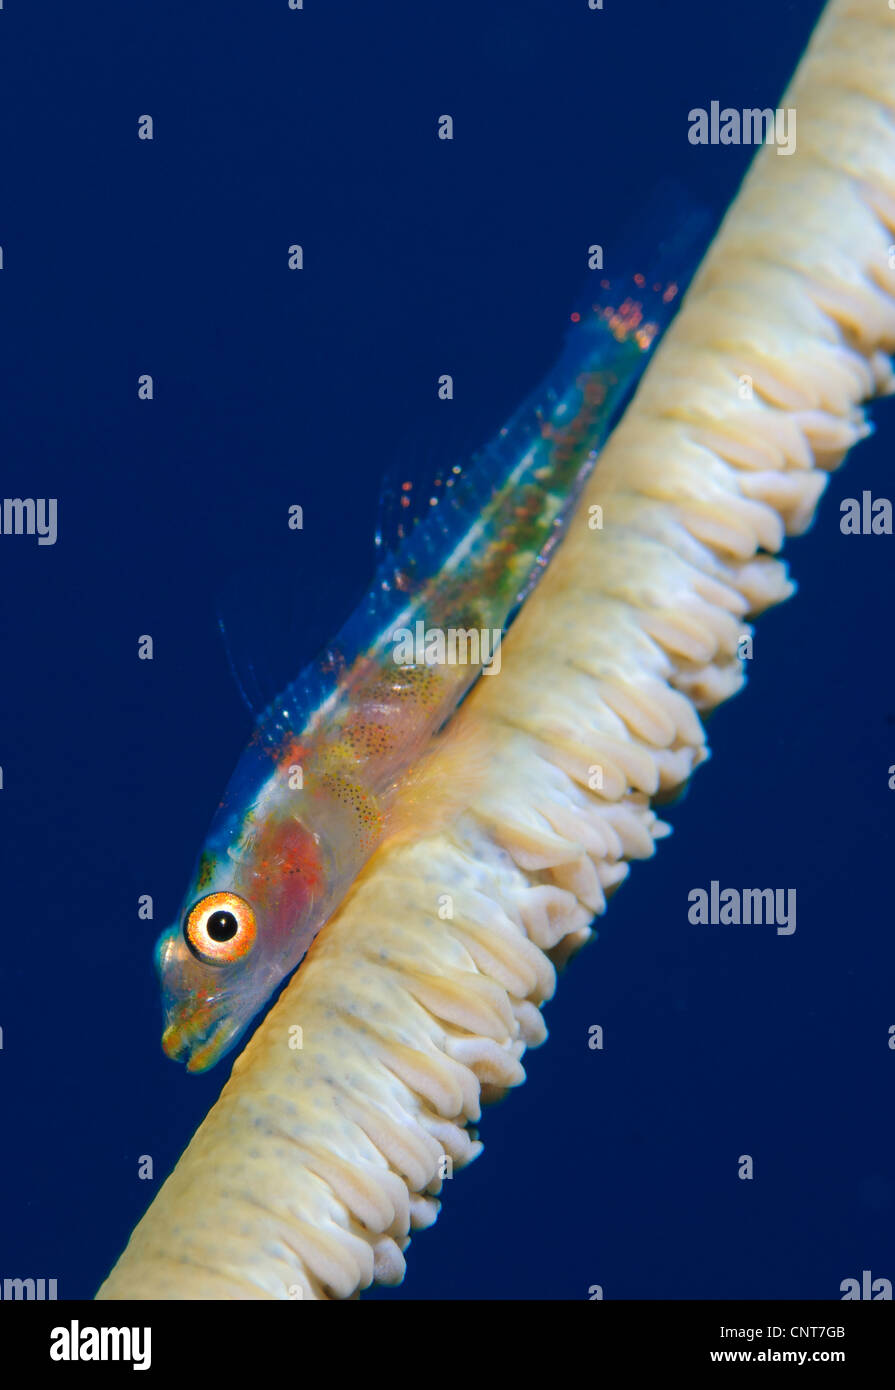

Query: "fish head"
<box><xmin>156</xmin><ymin>805</ymin><xmax>329</xmax><ymax>1072</ymax></box>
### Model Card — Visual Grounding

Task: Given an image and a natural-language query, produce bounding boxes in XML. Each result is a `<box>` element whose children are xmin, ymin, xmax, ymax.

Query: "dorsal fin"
<box><xmin>374</xmin><ymin>418</ymin><xmax>478</xmax><ymax>559</ymax></box>
<box><xmin>215</xmin><ymin>544</ymin><xmax>371</xmax><ymax>720</ymax></box>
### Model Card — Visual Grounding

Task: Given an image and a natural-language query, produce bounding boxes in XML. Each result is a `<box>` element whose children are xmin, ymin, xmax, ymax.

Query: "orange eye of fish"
<box><xmin>184</xmin><ymin>892</ymin><xmax>257</xmax><ymax>965</ymax></box>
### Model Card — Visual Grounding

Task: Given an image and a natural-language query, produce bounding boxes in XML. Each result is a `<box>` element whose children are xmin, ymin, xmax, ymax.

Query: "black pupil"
<box><xmin>207</xmin><ymin>910</ymin><xmax>239</xmax><ymax>943</ymax></box>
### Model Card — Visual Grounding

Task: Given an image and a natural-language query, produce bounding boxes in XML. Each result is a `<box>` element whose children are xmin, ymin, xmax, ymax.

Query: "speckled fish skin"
<box><xmin>155</xmin><ymin>272</ymin><xmax>683</xmax><ymax>1072</ymax></box>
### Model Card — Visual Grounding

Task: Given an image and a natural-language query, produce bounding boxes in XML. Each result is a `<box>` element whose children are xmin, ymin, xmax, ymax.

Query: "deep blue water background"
<box><xmin>1</xmin><ymin>0</ymin><xmax>892</xmax><ymax>1301</ymax></box>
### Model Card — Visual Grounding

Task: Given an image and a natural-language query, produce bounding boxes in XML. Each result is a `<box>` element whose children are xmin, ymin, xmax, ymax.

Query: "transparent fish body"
<box><xmin>156</xmin><ymin>267</ymin><xmax>687</xmax><ymax>1071</ymax></box>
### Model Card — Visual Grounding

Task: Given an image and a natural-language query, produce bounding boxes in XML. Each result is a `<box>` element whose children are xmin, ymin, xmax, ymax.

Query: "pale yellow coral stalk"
<box><xmin>98</xmin><ymin>0</ymin><xmax>895</xmax><ymax>1300</ymax></box>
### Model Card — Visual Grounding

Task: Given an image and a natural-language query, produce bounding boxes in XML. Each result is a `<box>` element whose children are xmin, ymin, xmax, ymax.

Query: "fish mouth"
<box><xmin>162</xmin><ymin>1014</ymin><xmax>236</xmax><ymax>1073</ymax></box>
